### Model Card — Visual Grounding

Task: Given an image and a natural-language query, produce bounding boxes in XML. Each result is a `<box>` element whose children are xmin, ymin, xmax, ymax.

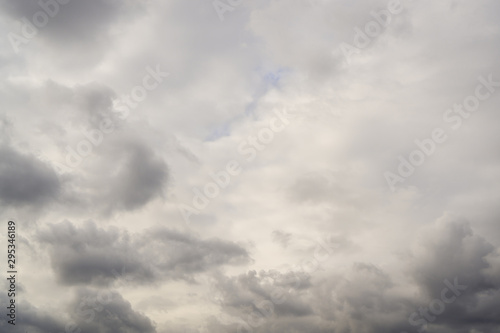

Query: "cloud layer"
<box><xmin>0</xmin><ymin>0</ymin><xmax>499</xmax><ymax>332</ymax></box>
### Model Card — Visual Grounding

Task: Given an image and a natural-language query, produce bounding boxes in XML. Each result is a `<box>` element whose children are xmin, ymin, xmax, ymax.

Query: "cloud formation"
<box><xmin>1</xmin><ymin>0</ymin><xmax>499</xmax><ymax>332</ymax></box>
<box><xmin>0</xmin><ymin>145</ymin><xmax>60</xmax><ymax>207</ymax></box>
<box><xmin>38</xmin><ymin>220</ymin><xmax>250</xmax><ymax>286</ymax></box>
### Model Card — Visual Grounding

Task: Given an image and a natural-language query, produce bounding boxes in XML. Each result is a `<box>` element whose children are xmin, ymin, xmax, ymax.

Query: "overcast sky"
<box><xmin>1</xmin><ymin>0</ymin><xmax>500</xmax><ymax>332</ymax></box>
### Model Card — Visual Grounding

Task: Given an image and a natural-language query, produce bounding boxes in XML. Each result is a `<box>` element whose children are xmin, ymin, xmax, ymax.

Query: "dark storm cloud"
<box><xmin>61</xmin><ymin>138</ymin><xmax>169</xmax><ymax>215</ymax></box>
<box><xmin>2</xmin><ymin>79</ymin><xmax>168</xmax><ymax>215</ymax></box>
<box><xmin>309</xmin><ymin>262</ymin><xmax>411</xmax><ymax>333</ymax></box>
<box><xmin>140</xmin><ymin>227</ymin><xmax>251</xmax><ymax>281</ymax></box>
<box><xmin>315</xmin><ymin>218</ymin><xmax>500</xmax><ymax>333</ymax></box>
<box><xmin>37</xmin><ymin>220</ymin><xmax>251</xmax><ymax>286</ymax></box>
<box><xmin>1</xmin><ymin>0</ymin><xmax>499</xmax><ymax>331</ymax></box>
<box><xmin>0</xmin><ymin>145</ymin><xmax>60</xmax><ymax>206</ymax></box>
<box><xmin>0</xmin><ymin>286</ymin><xmax>156</xmax><ymax>333</ymax></box>
<box><xmin>37</xmin><ymin>219</ymin><xmax>152</xmax><ymax>286</ymax></box>
<box><xmin>0</xmin><ymin>280</ymin><xmax>64</xmax><ymax>333</ymax></box>
<box><xmin>14</xmin><ymin>303</ymin><xmax>66</xmax><ymax>333</ymax></box>
<box><xmin>97</xmin><ymin>140</ymin><xmax>169</xmax><ymax>213</ymax></box>
<box><xmin>206</xmin><ymin>218</ymin><xmax>500</xmax><ymax>333</ymax></box>
<box><xmin>204</xmin><ymin>268</ymin><xmax>348</xmax><ymax>333</ymax></box>
<box><xmin>411</xmin><ymin>217</ymin><xmax>497</xmax><ymax>297</ymax></box>
<box><xmin>62</xmin><ymin>83</ymin><xmax>166</xmax><ymax>215</ymax></box>
<box><xmin>68</xmin><ymin>288</ymin><xmax>156</xmax><ymax>333</ymax></box>
<box><xmin>208</xmin><ymin>269</ymin><xmax>315</xmax><ymax>328</ymax></box>
<box><xmin>407</xmin><ymin>217</ymin><xmax>500</xmax><ymax>333</ymax></box>
<box><xmin>1</xmin><ymin>0</ymin><xmax>144</xmax><ymax>63</ymax></box>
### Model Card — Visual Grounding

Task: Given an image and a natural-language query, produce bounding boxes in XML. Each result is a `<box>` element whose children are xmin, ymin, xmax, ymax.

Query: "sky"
<box><xmin>0</xmin><ymin>0</ymin><xmax>500</xmax><ymax>332</ymax></box>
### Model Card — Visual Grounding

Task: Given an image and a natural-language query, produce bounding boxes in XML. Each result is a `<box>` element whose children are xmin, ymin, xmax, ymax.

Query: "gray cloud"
<box><xmin>0</xmin><ymin>285</ymin><xmax>156</xmax><ymax>333</ymax></box>
<box><xmin>0</xmin><ymin>145</ymin><xmax>60</xmax><ymax>207</ymax></box>
<box><xmin>1</xmin><ymin>80</ymin><xmax>169</xmax><ymax>216</ymax></box>
<box><xmin>272</xmin><ymin>230</ymin><xmax>292</xmax><ymax>248</ymax></box>
<box><xmin>407</xmin><ymin>217</ymin><xmax>500</xmax><ymax>332</ymax></box>
<box><xmin>205</xmin><ymin>218</ymin><xmax>500</xmax><ymax>333</ymax></box>
<box><xmin>95</xmin><ymin>140</ymin><xmax>169</xmax><ymax>214</ymax></box>
<box><xmin>1</xmin><ymin>0</ymin><xmax>144</xmax><ymax>66</ymax></box>
<box><xmin>69</xmin><ymin>288</ymin><xmax>156</xmax><ymax>333</ymax></box>
<box><xmin>2</xmin><ymin>0</ymin><xmax>500</xmax><ymax>331</ymax></box>
<box><xmin>37</xmin><ymin>220</ymin><xmax>251</xmax><ymax>286</ymax></box>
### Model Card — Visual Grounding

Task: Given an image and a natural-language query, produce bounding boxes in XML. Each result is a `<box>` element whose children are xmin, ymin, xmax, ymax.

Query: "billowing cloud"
<box><xmin>0</xmin><ymin>285</ymin><xmax>157</xmax><ymax>333</ymax></box>
<box><xmin>204</xmin><ymin>217</ymin><xmax>500</xmax><ymax>333</ymax></box>
<box><xmin>0</xmin><ymin>145</ymin><xmax>60</xmax><ymax>207</ymax></box>
<box><xmin>68</xmin><ymin>288</ymin><xmax>157</xmax><ymax>333</ymax></box>
<box><xmin>1</xmin><ymin>0</ymin><xmax>499</xmax><ymax>331</ymax></box>
<box><xmin>37</xmin><ymin>220</ymin><xmax>250</xmax><ymax>286</ymax></box>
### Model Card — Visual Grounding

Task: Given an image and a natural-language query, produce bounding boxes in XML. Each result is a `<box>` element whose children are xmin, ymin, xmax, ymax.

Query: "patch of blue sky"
<box><xmin>204</xmin><ymin>68</ymin><xmax>289</xmax><ymax>142</ymax></box>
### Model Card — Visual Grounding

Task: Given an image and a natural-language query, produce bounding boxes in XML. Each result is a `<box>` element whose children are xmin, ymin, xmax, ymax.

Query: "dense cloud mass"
<box><xmin>202</xmin><ymin>218</ymin><xmax>500</xmax><ymax>333</ymax></box>
<box><xmin>1</xmin><ymin>0</ymin><xmax>499</xmax><ymax>332</ymax></box>
<box><xmin>0</xmin><ymin>286</ymin><xmax>156</xmax><ymax>333</ymax></box>
<box><xmin>37</xmin><ymin>220</ymin><xmax>250</xmax><ymax>285</ymax></box>
<box><xmin>0</xmin><ymin>145</ymin><xmax>60</xmax><ymax>206</ymax></box>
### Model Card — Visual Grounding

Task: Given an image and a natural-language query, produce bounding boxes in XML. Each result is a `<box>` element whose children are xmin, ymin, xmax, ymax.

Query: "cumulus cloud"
<box><xmin>0</xmin><ymin>286</ymin><xmax>157</xmax><ymax>333</ymax></box>
<box><xmin>0</xmin><ymin>145</ymin><xmax>60</xmax><ymax>207</ymax></box>
<box><xmin>37</xmin><ymin>220</ymin><xmax>250</xmax><ymax>286</ymax></box>
<box><xmin>68</xmin><ymin>288</ymin><xmax>157</xmax><ymax>333</ymax></box>
<box><xmin>1</xmin><ymin>0</ymin><xmax>145</xmax><ymax>66</ymax></box>
<box><xmin>84</xmin><ymin>139</ymin><xmax>169</xmax><ymax>214</ymax></box>
<box><xmin>1</xmin><ymin>0</ymin><xmax>500</xmax><ymax>331</ymax></box>
<box><xmin>408</xmin><ymin>216</ymin><xmax>500</xmax><ymax>332</ymax></box>
<box><xmin>203</xmin><ymin>217</ymin><xmax>500</xmax><ymax>333</ymax></box>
